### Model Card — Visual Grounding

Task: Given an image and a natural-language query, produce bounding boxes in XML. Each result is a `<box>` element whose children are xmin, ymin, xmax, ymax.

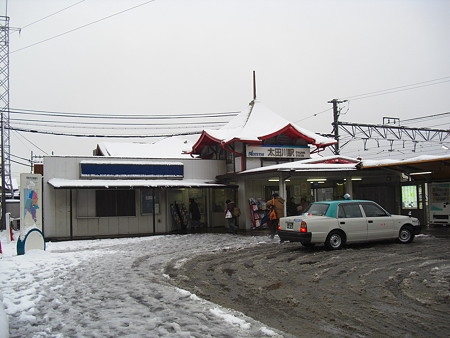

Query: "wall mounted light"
<box><xmin>410</xmin><ymin>171</ymin><xmax>432</xmax><ymax>176</ymax></box>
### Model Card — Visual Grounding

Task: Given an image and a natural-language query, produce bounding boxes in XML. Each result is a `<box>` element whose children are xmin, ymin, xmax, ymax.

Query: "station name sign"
<box><xmin>246</xmin><ymin>145</ymin><xmax>310</xmax><ymax>159</ymax></box>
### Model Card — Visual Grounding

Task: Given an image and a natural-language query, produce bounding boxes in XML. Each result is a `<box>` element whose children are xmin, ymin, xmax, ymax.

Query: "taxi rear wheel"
<box><xmin>325</xmin><ymin>230</ymin><xmax>345</xmax><ymax>250</ymax></box>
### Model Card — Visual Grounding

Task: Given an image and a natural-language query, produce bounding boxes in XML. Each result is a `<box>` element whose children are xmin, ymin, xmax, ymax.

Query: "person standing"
<box><xmin>287</xmin><ymin>197</ymin><xmax>298</xmax><ymax>216</ymax></box>
<box><xmin>189</xmin><ymin>198</ymin><xmax>201</xmax><ymax>233</ymax></box>
<box><xmin>266</xmin><ymin>193</ymin><xmax>285</xmax><ymax>239</ymax></box>
<box><xmin>298</xmin><ymin>198</ymin><xmax>310</xmax><ymax>214</ymax></box>
<box><xmin>224</xmin><ymin>199</ymin><xmax>238</xmax><ymax>234</ymax></box>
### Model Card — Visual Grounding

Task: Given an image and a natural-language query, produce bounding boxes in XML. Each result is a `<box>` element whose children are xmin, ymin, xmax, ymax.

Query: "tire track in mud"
<box><xmin>167</xmin><ymin>236</ymin><xmax>450</xmax><ymax>337</ymax></box>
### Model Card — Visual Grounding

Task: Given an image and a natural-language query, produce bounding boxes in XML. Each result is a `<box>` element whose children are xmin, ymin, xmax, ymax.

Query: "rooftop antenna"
<box><xmin>253</xmin><ymin>70</ymin><xmax>256</xmax><ymax>100</ymax></box>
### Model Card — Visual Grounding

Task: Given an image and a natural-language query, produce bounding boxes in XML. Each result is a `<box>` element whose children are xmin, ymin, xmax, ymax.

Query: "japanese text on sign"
<box><xmin>246</xmin><ymin>145</ymin><xmax>310</xmax><ymax>159</ymax></box>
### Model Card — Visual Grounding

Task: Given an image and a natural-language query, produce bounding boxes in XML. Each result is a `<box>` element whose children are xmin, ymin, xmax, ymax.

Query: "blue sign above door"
<box><xmin>80</xmin><ymin>161</ymin><xmax>184</xmax><ymax>179</ymax></box>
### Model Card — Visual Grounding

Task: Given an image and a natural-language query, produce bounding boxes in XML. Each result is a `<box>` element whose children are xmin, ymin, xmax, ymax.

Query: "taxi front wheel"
<box><xmin>398</xmin><ymin>226</ymin><xmax>414</xmax><ymax>244</ymax></box>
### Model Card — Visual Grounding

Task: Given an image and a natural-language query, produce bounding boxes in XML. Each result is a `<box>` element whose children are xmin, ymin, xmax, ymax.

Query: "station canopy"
<box><xmin>360</xmin><ymin>155</ymin><xmax>450</xmax><ymax>180</ymax></box>
<box><xmin>47</xmin><ymin>178</ymin><xmax>227</xmax><ymax>189</ymax></box>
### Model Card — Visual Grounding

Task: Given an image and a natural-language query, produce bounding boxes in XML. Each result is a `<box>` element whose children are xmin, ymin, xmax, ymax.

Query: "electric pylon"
<box><xmin>0</xmin><ymin>15</ymin><xmax>15</xmax><ymax>228</ymax></box>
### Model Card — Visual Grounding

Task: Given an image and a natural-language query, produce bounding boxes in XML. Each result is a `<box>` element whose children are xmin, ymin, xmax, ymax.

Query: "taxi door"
<box><xmin>337</xmin><ymin>203</ymin><xmax>368</xmax><ymax>242</ymax></box>
<box><xmin>361</xmin><ymin>202</ymin><xmax>395</xmax><ymax>240</ymax></box>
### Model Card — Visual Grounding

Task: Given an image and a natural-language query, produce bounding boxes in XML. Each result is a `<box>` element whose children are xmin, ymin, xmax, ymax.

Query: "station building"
<box><xmin>41</xmin><ymin>100</ymin><xmax>450</xmax><ymax>240</ymax></box>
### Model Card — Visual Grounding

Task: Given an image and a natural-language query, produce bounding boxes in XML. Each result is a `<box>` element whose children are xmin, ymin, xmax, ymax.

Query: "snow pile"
<box><xmin>0</xmin><ymin>293</ymin><xmax>8</xmax><ymax>338</ymax></box>
<box><xmin>0</xmin><ymin>231</ymin><xmax>286</xmax><ymax>337</ymax></box>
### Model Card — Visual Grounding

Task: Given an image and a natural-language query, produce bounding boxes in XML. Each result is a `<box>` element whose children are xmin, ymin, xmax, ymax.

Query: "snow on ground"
<box><xmin>0</xmin><ymin>231</ymin><xmax>286</xmax><ymax>337</ymax></box>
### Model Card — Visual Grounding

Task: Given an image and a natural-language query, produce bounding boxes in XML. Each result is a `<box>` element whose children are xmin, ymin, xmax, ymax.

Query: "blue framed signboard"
<box><xmin>80</xmin><ymin>162</ymin><xmax>184</xmax><ymax>179</ymax></box>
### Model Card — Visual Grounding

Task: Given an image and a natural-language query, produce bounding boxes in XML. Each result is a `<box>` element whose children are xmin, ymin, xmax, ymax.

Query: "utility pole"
<box><xmin>328</xmin><ymin>98</ymin><xmax>347</xmax><ymax>155</ymax></box>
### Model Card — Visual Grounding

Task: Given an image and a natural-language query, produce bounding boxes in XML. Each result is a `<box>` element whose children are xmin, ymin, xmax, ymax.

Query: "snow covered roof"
<box><xmin>48</xmin><ymin>178</ymin><xmax>227</xmax><ymax>189</ymax></box>
<box><xmin>96</xmin><ymin>100</ymin><xmax>336</xmax><ymax>159</ymax></box>
<box><xmin>360</xmin><ymin>154</ymin><xmax>450</xmax><ymax>168</ymax></box>
<box><xmin>293</xmin><ymin>155</ymin><xmax>359</xmax><ymax>164</ymax></box>
<box><xmin>97</xmin><ymin>134</ymin><xmax>201</xmax><ymax>158</ymax></box>
<box><xmin>190</xmin><ymin>99</ymin><xmax>336</xmax><ymax>155</ymax></box>
<box><xmin>240</xmin><ymin>156</ymin><xmax>360</xmax><ymax>175</ymax></box>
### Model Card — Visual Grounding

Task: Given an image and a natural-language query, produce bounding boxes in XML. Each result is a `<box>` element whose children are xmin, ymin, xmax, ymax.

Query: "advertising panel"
<box><xmin>20</xmin><ymin>173</ymin><xmax>43</xmax><ymax>231</ymax></box>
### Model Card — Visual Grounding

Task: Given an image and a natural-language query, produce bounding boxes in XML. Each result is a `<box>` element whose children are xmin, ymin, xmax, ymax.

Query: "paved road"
<box><xmin>170</xmin><ymin>230</ymin><xmax>450</xmax><ymax>337</ymax></box>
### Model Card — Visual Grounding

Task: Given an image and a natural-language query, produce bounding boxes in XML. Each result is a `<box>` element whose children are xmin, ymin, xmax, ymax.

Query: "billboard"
<box><xmin>20</xmin><ymin>173</ymin><xmax>43</xmax><ymax>231</ymax></box>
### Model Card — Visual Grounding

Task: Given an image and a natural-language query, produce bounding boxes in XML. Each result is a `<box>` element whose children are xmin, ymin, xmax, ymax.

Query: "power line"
<box><xmin>346</xmin><ymin>79</ymin><xmax>450</xmax><ymax>101</ymax></box>
<box><xmin>11</xmin><ymin>0</ymin><xmax>156</xmax><ymax>54</ymax></box>
<box><xmin>10</xmin><ymin>158</ymin><xmax>30</xmax><ymax>167</ymax></box>
<box><xmin>12</xmin><ymin>129</ymin><xmax>49</xmax><ymax>154</ymax></box>
<box><xmin>402</xmin><ymin>111</ymin><xmax>450</xmax><ymax>124</ymax></box>
<box><xmin>9</xmin><ymin>126</ymin><xmax>203</xmax><ymax>138</ymax></box>
<box><xmin>10</xmin><ymin>153</ymin><xmax>30</xmax><ymax>162</ymax></box>
<box><xmin>10</xmin><ymin>118</ymin><xmax>228</xmax><ymax>127</ymax></box>
<box><xmin>294</xmin><ymin>107</ymin><xmax>332</xmax><ymax>123</ymax></box>
<box><xmin>303</xmin><ymin>76</ymin><xmax>450</xmax><ymax>126</ymax></box>
<box><xmin>9</xmin><ymin>108</ymin><xmax>239</xmax><ymax>119</ymax></box>
<box><xmin>18</xmin><ymin>0</ymin><xmax>86</xmax><ymax>31</ymax></box>
<box><xmin>342</xmin><ymin>76</ymin><xmax>450</xmax><ymax>101</ymax></box>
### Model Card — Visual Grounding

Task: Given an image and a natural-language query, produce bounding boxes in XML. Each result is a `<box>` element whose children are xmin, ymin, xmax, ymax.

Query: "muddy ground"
<box><xmin>168</xmin><ymin>233</ymin><xmax>450</xmax><ymax>337</ymax></box>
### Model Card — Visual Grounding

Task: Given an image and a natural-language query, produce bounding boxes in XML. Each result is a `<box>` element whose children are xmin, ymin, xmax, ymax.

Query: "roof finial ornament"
<box><xmin>253</xmin><ymin>70</ymin><xmax>257</xmax><ymax>101</ymax></box>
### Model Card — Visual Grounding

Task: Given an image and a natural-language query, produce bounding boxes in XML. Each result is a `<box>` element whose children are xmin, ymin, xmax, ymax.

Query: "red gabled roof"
<box><xmin>190</xmin><ymin>130</ymin><xmax>222</xmax><ymax>155</ymax></box>
<box><xmin>259</xmin><ymin>124</ymin><xmax>317</xmax><ymax>144</ymax></box>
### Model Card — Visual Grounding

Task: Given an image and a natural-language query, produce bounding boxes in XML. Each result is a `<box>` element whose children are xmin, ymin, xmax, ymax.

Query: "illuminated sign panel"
<box><xmin>80</xmin><ymin>162</ymin><xmax>184</xmax><ymax>179</ymax></box>
<box><xmin>246</xmin><ymin>145</ymin><xmax>310</xmax><ymax>159</ymax></box>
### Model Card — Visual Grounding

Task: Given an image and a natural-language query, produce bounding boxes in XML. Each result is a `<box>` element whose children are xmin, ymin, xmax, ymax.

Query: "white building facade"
<box><xmin>43</xmin><ymin>156</ymin><xmax>234</xmax><ymax>240</ymax></box>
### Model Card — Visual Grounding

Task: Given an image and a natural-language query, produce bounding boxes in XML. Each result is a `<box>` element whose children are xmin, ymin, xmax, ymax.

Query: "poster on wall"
<box><xmin>141</xmin><ymin>189</ymin><xmax>160</xmax><ymax>215</ymax></box>
<box><xmin>401</xmin><ymin>186</ymin><xmax>417</xmax><ymax>209</ymax></box>
<box><xmin>20</xmin><ymin>173</ymin><xmax>43</xmax><ymax>231</ymax></box>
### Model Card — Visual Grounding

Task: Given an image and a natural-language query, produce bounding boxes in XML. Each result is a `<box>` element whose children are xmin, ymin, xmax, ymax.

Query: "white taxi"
<box><xmin>277</xmin><ymin>200</ymin><xmax>421</xmax><ymax>250</ymax></box>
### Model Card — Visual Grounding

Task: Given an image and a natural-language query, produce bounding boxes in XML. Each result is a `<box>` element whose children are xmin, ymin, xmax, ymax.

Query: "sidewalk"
<box><xmin>421</xmin><ymin>224</ymin><xmax>450</xmax><ymax>238</ymax></box>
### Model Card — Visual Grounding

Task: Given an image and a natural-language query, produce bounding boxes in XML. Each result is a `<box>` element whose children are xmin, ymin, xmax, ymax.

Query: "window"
<box><xmin>141</xmin><ymin>189</ymin><xmax>160</xmax><ymax>215</ymax></box>
<box><xmin>361</xmin><ymin>203</ymin><xmax>389</xmax><ymax>217</ymax></box>
<box><xmin>96</xmin><ymin>190</ymin><xmax>136</xmax><ymax>217</ymax></box>
<box><xmin>338</xmin><ymin>204</ymin><xmax>363</xmax><ymax>218</ymax></box>
<box><xmin>305</xmin><ymin>203</ymin><xmax>329</xmax><ymax>216</ymax></box>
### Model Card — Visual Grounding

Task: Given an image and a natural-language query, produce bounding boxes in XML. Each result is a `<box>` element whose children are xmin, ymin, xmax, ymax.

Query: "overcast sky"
<box><xmin>4</xmin><ymin>0</ymin><xmax>450</xmax><ymax>180</ymax></box>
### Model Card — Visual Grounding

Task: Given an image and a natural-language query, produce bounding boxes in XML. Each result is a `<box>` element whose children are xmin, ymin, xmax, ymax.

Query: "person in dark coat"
<box><xmin>225</xmin><ymin>199</ymin><xmax>238</xmax><ymax>234</ymax></box>
<box><xmin>287</xmin><ymin>197</ymin><xmax>298</xmax><ymax>216</ymax></box>
<box><xmin>189</xmin><ymin>198</ymin><xmax>201</xmax><ymax>232</ymax></box>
